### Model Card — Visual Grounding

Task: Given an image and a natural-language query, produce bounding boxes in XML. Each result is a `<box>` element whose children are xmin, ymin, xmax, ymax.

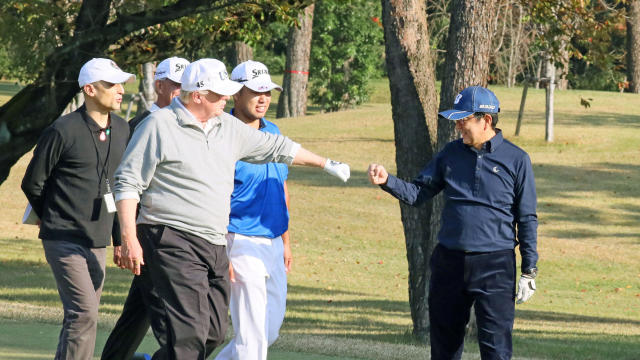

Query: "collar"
<box><xmin>78</xmin><ymin>105</ymin><xmax>111</xmax><ymax>131</ymax></box>
<box><xmin>230</xmin><ymin>108</ymin><xmax>265</xmax><ymax>129</ymax></box>
<box><xmin>485</xmin><ymin>129</ymin><xmax>504</xmax><ymax>152</ymax></box>
<box><xmin>150</xmin><ymin>103</ymin><xmax>162</xmax><ymax>113</ymax></box>
<box><xmin>170</xmin><ymin>98</ymin><xmax>221</xmax><ymax>128</ymax></box>
<box><xmin>469</xmin><ymin>129</ymin><xmax>504</xmax><ymax>153</ymax></box>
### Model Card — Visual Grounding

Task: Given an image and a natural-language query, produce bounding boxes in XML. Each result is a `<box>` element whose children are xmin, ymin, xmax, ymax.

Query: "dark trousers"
<box><xmin>101</xmin><ymin>263</ymin><xmax>167</xmax><ymax>360</ymax></box>
<box><xmin>429</xmin><ymin>244</ymin><xmax>516</xmax><ymax>360</ymax></box>
<box><xmin>138</xmin><ymin>224</ymin><xmax>230</xmax><ymax>360</ymax></box>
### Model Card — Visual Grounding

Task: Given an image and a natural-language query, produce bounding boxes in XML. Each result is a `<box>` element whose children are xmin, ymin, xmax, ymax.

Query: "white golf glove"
<box><xmin>323</xmin><ymin>159</ymin><xmax>350</xmax><ymax>182</ymax></box>
<box><xmin>516</xmin><ymin>274</ymin><xmax>536</xmax><ymax>304</ymax></box>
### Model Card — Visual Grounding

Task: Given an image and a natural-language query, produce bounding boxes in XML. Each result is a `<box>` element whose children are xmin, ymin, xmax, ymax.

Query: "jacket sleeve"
<box><xmin>233</xmin><ymin>118</ymin><xmax>299</xmax><ymax>165</ymax></box>
<box><xmin>21</xmin><ymin>126</ymin><xmax>65</xmax><ymax>218</ymax></box>
<box><xmin>514</xmin><ymin>153</ymin><xmax>538</xmax><ymax>272</ymax></box>
<box><xmin>113</xmin><ymin>117</ymin><xmax>160</xmax><ymax>200</ymax></box>
<box><xmin>380</xmin><ymin>151</ymin><xmax>446</xmax><ymax>206</ymax></box>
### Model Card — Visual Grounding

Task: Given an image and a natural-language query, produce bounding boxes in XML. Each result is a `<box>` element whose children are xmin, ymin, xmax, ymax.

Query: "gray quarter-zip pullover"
<box><xmin>114</xmin><ymin>98</ymin><xmax>299</xmax><ymax>245</ymax></box>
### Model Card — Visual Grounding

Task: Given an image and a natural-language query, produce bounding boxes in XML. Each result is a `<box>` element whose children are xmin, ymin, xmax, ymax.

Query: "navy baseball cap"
<box><xmin>438</xmin><ymin>86</ymin><xmax>500</xmax><ymax>121</ymax></box>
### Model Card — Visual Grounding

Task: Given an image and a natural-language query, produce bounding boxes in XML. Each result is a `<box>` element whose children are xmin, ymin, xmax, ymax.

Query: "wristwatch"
<box><xmin>523</xmin><ymin>267</ymin><xmax>538</xmax><ymax>279</ymax></box>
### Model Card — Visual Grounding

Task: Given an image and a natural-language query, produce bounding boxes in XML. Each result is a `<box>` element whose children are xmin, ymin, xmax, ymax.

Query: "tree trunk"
<box><xmin>276</xmin><ymin>4</ymin><xmax>314</xmax><ymax>119</ymax></box>
<box><xmin>556</xmin><ymin>36</ymin><xmax>570</xmax><ymax>90</ymax></box>
<box><xmin>545</xmin><ymin>54</ymin><xmax>555</xmax><ymax>142</ymax></box>
<box><xmin>438</xmin><ymin>0</ymin><xmax>499</xmax><ymax>339</ymax></box>
<box><xmin>534</xmin><ymin>57</ymin><xmax>542</xmax><ymax>89</ymax></box>
<box><xmin>627</xmin><ymin>0</ymin><xmax>640</xmax><ymax>93</ymax></box>
<box><xmin>507</xmin><ymin>3</ymin><xmax>524</xmax><ymax>88</ymax></box>
<box><xmin>138</xmin><ymin>62</ymin><xmax>156</xmax><ymax>114</ymax></box>
<box><xmin>381</xmin><ymin>0</ymin><xmax>438</xmax><ymax>342</ymax></box>
<box><xmin>230</xmin><ymin>41</ymin><xmax>254</xmax><ymax>68</ymax></box>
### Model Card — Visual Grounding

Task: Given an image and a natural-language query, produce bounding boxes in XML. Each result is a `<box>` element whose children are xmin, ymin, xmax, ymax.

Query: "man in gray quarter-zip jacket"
<box><xmin>113</xmin><ymin>58</ymin><xmax>350</xmax><ymax>360</ymax></box>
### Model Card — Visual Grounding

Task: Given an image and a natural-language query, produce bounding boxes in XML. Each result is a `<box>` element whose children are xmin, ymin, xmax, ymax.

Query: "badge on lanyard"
<box><xmin>103</xmin><ymin>179</ymin><xmax>117</xmax><ymax>213</ymax></box>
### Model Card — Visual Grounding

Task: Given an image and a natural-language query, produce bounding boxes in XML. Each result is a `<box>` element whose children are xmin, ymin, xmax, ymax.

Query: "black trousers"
<box><xmin>138</xmin><ymin>224</ymin><xmax>230</xmax><ymax>360</ymax></box>
<box><xmin>101</xmin><ymin>262</ymin><xmax>167</xmax><ymax>360</ymax></box>
<box><xmin>429</xmin><ymin>244</ymin><xmax>516</xmax><ymax>360</ymax></box>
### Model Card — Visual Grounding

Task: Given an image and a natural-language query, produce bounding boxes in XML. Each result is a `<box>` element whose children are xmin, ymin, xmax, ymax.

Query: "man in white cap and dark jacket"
<box><xmin>114</xmin><ymin>58</ymin><xmax>350</xmax><ymax>359</ymax></box>
<box><xmin>21</xmin><ymin>57</ymin><xmax>135</xmax><ymax>360</ymax></box>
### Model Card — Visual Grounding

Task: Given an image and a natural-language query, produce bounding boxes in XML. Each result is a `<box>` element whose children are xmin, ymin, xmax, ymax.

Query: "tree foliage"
<box><xmin>309</xmin><ymin>0</ymin><xmax>384</xmax><ymax>112</ymax></box>
<box><xmin>0</xmin><ymin>0</ymin><xmax>310</xmax><ymax>186</ymax></box>
<box><xmin>425</xmin><ymin>0</ymin><xmax>631</xmax><ymax>91</ymax></box>
<box><xmin>524</xmin><ymin>0</ymin><xmax>627</xmax><ymax>90</ymax></box>
<box><xmin>0</xmin><ymin>0</ymin><xmax>307</xmax><ymax>82</ymax></box>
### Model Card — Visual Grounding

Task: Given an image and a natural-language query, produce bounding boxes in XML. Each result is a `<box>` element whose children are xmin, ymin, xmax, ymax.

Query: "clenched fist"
<box><xmin>368</xmin><ymin>164</ymin><xmax>389</xmax><ymax>185</ymax></box>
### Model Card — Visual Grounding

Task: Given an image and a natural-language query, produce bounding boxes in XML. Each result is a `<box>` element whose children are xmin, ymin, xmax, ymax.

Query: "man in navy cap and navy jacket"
<box><xmin>368</xmin><ymin>86</ymin><xmax>538</xmax><ymax>360</ymax></box>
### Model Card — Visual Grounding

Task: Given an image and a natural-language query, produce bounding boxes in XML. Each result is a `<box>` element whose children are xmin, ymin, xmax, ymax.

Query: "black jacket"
<box><xmin>128</xmin><ymin>109</ymin><xmax>151</xmax><ymax>141</ymax></box>
<box><xmin>21</xmin><ymin>105</ymin><xmax>129</xmax><ymax>248</ymax></box>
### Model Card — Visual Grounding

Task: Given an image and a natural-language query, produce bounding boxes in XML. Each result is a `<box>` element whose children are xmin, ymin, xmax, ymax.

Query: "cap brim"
<box><xmin>156</xmin><ymin>74</ymin><xmax>182</xmax><ymax>83</ymax></box>
<box><xmin>210</xmin><ymin>80</ymin><xmax>243</xmax><ymax>96</ymax></box>
<box><xmin>79</xmin><ymin>72</ymin><xmax>135</xmax><ymax>87</ymax></box>
<box><xmin>244</xmin><ymin>80</ymin><xmax>283</xmax><ymax>92</ymax></box>
<box><xmin>438</xmin><ymin>109</ymin><xmax>473</xmax><ymax>121</ymax></box>
<box><xmin>109</xmin><ymin>72</ymin><xmax>136</xmax><ymax>84</ymax></box>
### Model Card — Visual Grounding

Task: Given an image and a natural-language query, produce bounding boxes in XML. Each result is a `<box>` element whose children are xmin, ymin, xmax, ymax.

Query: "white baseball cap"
<box><xmin>78</xmin><ymin>58</ymin><xmax>135</xmax><ymax>87</ymax></box>
<box><xmin>154</xmin><ymin>57</ymin><xmax>190</xmax><ymax>82</ymax></box>
<box><xmin>180</xmin><ymin>58</ymin><xmax>242</xmax><ymax>96</ymax></box>
<box><xmin>231</xmin><ymin>60</ymin><xmax>282</xmax><ymax>92</ymax></box>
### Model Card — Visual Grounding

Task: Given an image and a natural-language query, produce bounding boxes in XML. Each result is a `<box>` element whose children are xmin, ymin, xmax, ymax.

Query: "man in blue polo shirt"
<box><xmin>367</xmin><ymin>86</ymin><xmax>538</xmax><ymax>360</ymax></box>
<box><xmin>215</xmin><ymin>60</ymin><xmax>291</xmax><ymax>360</ymax></box>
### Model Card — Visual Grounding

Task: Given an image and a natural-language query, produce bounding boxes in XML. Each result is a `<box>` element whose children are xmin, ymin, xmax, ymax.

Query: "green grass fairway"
<box><xmin>0</xmin><ymin>319</ymin><xmax>365</xmax><ymax>360</ymax></box>
<box><xmin>1</xmin><ymin>79</ymin><xmax>639</xmax><ymax>359</ymax></box>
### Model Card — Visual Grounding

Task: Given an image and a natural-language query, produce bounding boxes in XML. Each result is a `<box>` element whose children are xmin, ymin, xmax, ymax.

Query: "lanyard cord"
<box><xmin>82</xmin><ymin>112</ymin><xmax>112</xmax><ymax>196</ymax></box>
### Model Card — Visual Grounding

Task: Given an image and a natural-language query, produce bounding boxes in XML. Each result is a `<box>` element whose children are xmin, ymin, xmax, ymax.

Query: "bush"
<box><xmin>309</xmin><ymin>0</ymin><xmax>385</xmax><ymax>112</ymax></box>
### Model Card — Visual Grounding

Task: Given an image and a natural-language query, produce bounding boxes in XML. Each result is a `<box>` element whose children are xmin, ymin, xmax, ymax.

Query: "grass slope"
<box><xmin>0</xmin><ymin>79</ymin><xmax>639</xmax><ymax>359</ymax></box>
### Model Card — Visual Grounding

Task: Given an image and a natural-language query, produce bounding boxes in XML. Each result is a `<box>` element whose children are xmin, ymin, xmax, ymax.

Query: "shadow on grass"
<box><xmin>284</xmin><ymin>284</ymin><xmax>415</xmax><ymax>344</ymax></box>
<box><xmin>503</xmin><ymin>108</ymin><xmax>640</xmax><ymax>128</ymax></box>
<box><xmin>516</xmin><ymin>308</ymin><xmax>640</xmax><ymax>326</ymax></box>
<box><xmin>534</xmin><ymin>162</ymin><xmax>640</xmax><ymax>198</ymax></box>
<box><xmin>289</xmin><ymin>168</ymin><xmax>374</xmax><ymax>189</ymax></box>
<box><xmin>556</xmin><ymin>112</ymin><xmax>640</xmax><ymax>128</ymax></box>
<box><xmin>0</xmin><ymin>257</ymin><xmax>137</xmax><ymax>314</ymax></box>
<box><xmin>513</xmin><ymin>313</ymin><xmax>640</xmax><ymax>360</ymax></box>
<box><xmin>534</xmin><ymin>162</ymin><xmax>640</xmax><ymax>240</ymax></box>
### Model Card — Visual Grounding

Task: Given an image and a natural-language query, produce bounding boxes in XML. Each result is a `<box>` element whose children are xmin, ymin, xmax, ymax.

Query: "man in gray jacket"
<box><xmin>113</xmin><ymin>58</ymin><xmax>349</xmax><ymax>360</ymax></box>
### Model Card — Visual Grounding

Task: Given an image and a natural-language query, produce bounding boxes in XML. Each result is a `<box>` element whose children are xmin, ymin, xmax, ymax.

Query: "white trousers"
<box><xmin>215</xmin><ymin>233</ymin><xmax>287</xmax><ymax>360</ymax></box>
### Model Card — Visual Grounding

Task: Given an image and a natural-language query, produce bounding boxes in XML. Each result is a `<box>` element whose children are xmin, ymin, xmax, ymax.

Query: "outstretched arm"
<box><xmin>367</xmin><ymin>158</ymin><xmax>444</xmax><ymax>206</ymax></box>
<box><xmin>292</xmin><ymin>147</ymin><xmax>350</xmax><ymax>182</ymax></box>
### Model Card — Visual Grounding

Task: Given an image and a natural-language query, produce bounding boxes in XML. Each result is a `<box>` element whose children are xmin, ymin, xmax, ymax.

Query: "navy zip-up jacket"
<box><xmin>382</xmin><ymin>130</ymin><xmax>538</xmax><ymax>272</ymax></box>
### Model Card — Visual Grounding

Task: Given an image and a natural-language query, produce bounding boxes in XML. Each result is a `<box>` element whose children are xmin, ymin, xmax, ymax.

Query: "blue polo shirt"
<box><xmin>382</xmin><ymin>130</ymin><xmax>538</xmax><ymax>271</ymax></box>
<box><xmin>228</xmin><ymin>116</ymin><xmax>289</xmax><ymax>238</ymax></box>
